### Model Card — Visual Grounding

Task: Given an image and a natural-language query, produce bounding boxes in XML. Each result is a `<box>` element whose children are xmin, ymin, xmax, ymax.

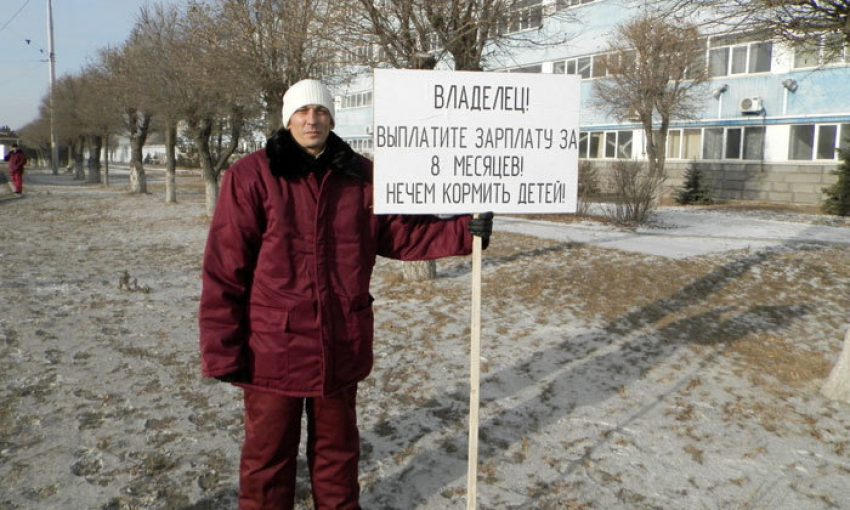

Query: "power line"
<box><xmin>0</xmin><ymin>0</ymin><xmax>47</xmax><ymax>57</ymax></box>
<box><xmin>0</xmin><ymin>0</ymin><xmax>33</xmax><ymax>33</ymax></box>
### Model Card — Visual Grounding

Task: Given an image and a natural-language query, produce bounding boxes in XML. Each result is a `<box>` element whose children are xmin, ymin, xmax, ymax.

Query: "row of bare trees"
<box><xmin>18</xmin><ymin>0</ymin><xmax>560</xmax><ymax>216</ymax></box>
<box><xmin>16</xmin><ymin>0</ymin><xmax>848</xmax><ymax>218</ymax></box>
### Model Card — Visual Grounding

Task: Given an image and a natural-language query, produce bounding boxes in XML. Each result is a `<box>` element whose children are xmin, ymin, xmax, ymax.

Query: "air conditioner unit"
<box><xmin>739</xmin><ymin>97</ymin><xmax>762</xmax><ymax>114</ymax></box>
<box><xmin>366</xmin><ymin>126</ymin><xmax>374</xmax><ymax>135</ymax></box>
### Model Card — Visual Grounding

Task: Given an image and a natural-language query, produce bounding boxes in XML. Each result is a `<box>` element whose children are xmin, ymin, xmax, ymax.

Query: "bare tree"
<box><xmin>669</xmin><ymin>0</ymin><xmax>850</xmax><ymax>46</ymax></box>
<box><xmin>203</xmin><ymin>0</ymin><xmax>339</xmax><ymax>135</ymax></box>
<box><xmin>75</xmin><ymin>64</ymin><xmax>123</xmax><ymax>185</ymax></box>
<box><xmin>18</xmin><ymin>117</ymin><xmax>51</xmax><ymax>166</ymax></box>
<box><xmin>50</xmin><ymin>74</ymin><xmax>88</xmax><ymax>179</ymax></box>
<box><xmin>175</xmin><ymin>1</ymin><xmax>261</xmax><ymax>216</ymax></box>
<box><xmin>337</xmin><ymin>1</ymin><xmax>577</xmax><ymax>279</ymax></box>
<box><xmin>340</xmin><ymin>0</ymin><xmax>573</xmax><ymax>71</ymax></box>
<box><xmin>135</xmin><ymin>2</ymin><xmax>188</xmax><ymax>203</ymax></box>
<box><xmin>100</xmin><ymin>37</ymin><xmax>155</xmax><ymax>194</ymax></box>
<box><xmin>592</xmin><ymin>11</ymin><xmax>708</xmax><ymax>224</ymax></box>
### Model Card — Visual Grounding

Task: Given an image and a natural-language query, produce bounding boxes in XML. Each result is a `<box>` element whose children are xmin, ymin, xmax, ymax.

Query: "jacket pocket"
<box><xmin>336</xmin><ymin>295</ymin><xmax>375</xmax><ymax>382</ymax></box>
<box><xmin>247</xmin><ymin>304</ymin><xmax>289</xmax><ymax>379</ymax></box>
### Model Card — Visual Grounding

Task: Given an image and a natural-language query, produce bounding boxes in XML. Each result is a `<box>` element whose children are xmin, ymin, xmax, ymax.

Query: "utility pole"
<box><xmin>47</xmin><ymin>0</ymin><xmax>59</xmax><ymax>175</ymax></box>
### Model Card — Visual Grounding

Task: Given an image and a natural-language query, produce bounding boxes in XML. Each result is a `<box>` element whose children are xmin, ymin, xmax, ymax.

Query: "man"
<box><xmin>4</xmin><ymin>143</ymin><xmax>26</xmax><ymax>196</ymax></box>
<box><xmin>198</xmin><ymin>79</ymin><xmax>492</xmax><ymax>509</ymax></box>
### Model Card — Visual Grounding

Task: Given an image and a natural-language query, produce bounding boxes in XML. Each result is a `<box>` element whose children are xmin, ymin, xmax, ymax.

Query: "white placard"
<box><xmin>373</xmin><ymin>69</ymin><xmax>581</xmax><ymax>215</ymax></box>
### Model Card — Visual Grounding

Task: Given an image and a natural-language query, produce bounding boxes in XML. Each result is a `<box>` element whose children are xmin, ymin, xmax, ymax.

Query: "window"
<box><xmin>793</xmin><ymin>34</ymin><xmax>849</xmax><ymax>68</ymax></box>
<box><xmin>423</xmin><ymin>32</ymin><xmax>442</xmax><ymax>53</ymax></box>
<box><xmin>702</xmin><ymin>126</ymin><xmax>764</xmax><ymax>160</ymax></box>
<box><xmin>341</xmin><ymin>91</ymin><xmax>372</xmax><ymax>110</ymax></box>
<box><xmin>743</xmin><ymin>127</ymin><xmax>765</xmax><ymax>160</ymax></box>
<box><xmin>709</xmin><ymin>37</ymin><xmax>772</xmax><ymax>76</ymax></box>
<box><xmin>748</xmin><ymin>42</ymin><xmax>772</xmax><ymax>73</ymax></box>
<box><xmin>579</xmin><ymin>130</ymin><xmax>632</xmax><ymax>159</ymax></box>
<box><xmin>789</xmin><ymin>125</ymin><xmax>815</xmax><ymax>160</ymax></box>
<box><xmin>708</xmin><ymin>47</ymin><xmax>729</xmax><ymax>77</ymax></box>
<box><xmin>725</xmin><ymin>128</ymin><xmax>742</xmax><ymax>159</ymax></box>
<box><xmin>665</xmin><ymin>129</ymin><xmax>703</xmax><ymax>159</ymax></box>
<box><xmin>554</xmin><ymin>56</ymin><xmax>592</xmax><ymax>79</ymax></box>
<box><xmin>592</xmin><ymin>54</ymin><xmax>608</xmax><ymax>78</ymax></box>
<box><xmin>499</xmin><ymin>0</ymin><xmax>543</xmax><ymax>34</ymax></box>
<box><xmin>576</xmin><ymin>57</ymin><xmax>591</xmax><ymax>78</ymax></box>
<box><xmin>790</xmin><ymin>124</ymin><xmax>850</xmax><ymax>160</ymax></box>
<box><xmin>605</xmin><ymin>132</ymin><xmax>617</xmax><ymax>158</ymax></box>
<box><xmin>703</xmin><ymin>128</ymin><xmax>723</xmax><ymax>159</ymax></box>
<box><xmin>617</xmin><ymin>131</ymin><xmax>633</xmax><ymax>158</ymax></box>
<box><xmin>667</xmin><ymin>130</ymin><xmax>682</xmax><ymax>159</ymax></box>
<box><xmin>682</xmin><ymin>129</ymin><xmax>702</xmax><ymax>159</ymax></box>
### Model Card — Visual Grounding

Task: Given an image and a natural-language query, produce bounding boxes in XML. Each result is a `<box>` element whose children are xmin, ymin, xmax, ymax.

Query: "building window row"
<box><xmin>577</xmin><ymin>124</ymin><xmax>849</xmax><ymax>162</ymax></box>
<box><xmin>702</xmin><ymin>126</ymin><xmax>765</xmax><ymax>160</ymax></box>
<box><xmin>340</xmin><ymin>91</ymin><xmax>373</xmax><ymax>109</ymax></box>
<box><xmin>497</xmin><ymin>0</ymin><xmax>544</xmax><ymax>35</ymax></box>
<box><xmin>556</xmin><ymin>40</ymin><xmax>774</xmax><ymax>80</ymax></box>
<box><xmin>789</xmin><ymin>123</ymin><xmax>850</xmax><ymax>160</ymax></box>
<box><xmin>348</xmin><ymin>138</ymin><xmax>374</xmax><ymax>154</ymax></box>
<box><xmin>708</xmin><ymin>41</ymin><xmax>772</xmax><ymax>77</ymax></box>
<box><xmin>578</xmin><ymin>130</ymin><xmax>633</xmax><ymax>159</ymax></box>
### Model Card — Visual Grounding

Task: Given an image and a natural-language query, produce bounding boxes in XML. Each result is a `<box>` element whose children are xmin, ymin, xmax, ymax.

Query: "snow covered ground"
<box><xmin>497</xmin><ymin>206</ymin><xmax>850</xmax><ymax>259</ymax></box>
<box><xmin>1</xmin><ymin>169</ymin><xmax>848</xmax><ymax>509</ymax></box>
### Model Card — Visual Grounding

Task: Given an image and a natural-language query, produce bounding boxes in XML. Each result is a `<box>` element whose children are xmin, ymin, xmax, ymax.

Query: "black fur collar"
<box><xmin>265</xmin><ymin>128</ymin><xmax>364</xmax><ymax>180</ymax></box>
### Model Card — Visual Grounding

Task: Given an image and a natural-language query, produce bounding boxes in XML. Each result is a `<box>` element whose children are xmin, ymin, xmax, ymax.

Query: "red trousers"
<box><xmin>8</xmin><ymin>171</ymin><xmax>22</xmax><ymax>193</ymax></box>
<box><xmin>239</xmin><ymin>386</ymin><xmax>361</xmax><ymax>510</ymax></box>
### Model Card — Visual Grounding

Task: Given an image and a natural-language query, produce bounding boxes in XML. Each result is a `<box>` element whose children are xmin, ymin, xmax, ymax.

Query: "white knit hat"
<box><xmin>281</xmin><ymin>79</ymin><xmax>335</xmax><ymax>129</ymax></box>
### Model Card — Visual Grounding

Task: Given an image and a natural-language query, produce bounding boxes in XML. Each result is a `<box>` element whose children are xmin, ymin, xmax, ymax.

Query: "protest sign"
<box><xmin>372</xmin><ymin>68</ymin><xmax>581</xmax><ymax>510</ymax></box>
<box><xmin>373</xmin><ymin>68</ymin><xmax>581</xmax><ymax>215</ymax></box>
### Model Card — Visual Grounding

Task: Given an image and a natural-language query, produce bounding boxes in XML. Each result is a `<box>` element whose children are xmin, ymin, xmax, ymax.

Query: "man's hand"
<box><xmin>468</xmin><ymin>212</ymin><xmax>494</xmax><ymax>242</ymax></box>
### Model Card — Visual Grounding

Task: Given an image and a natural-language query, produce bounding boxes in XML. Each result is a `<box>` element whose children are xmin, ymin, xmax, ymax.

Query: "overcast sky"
<box><xmin>0</xmin><ymin>0</ymin><xmax>153</xmax><ymax>130</ymax></box>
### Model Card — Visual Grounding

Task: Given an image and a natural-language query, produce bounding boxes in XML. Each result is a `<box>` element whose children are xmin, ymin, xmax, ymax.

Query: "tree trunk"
<box><xmin>164</xmin><ymin>121</ymin><xmax>177</xmax><ymax>204</ymax></box>
<box><xmin>74</xmin><ymin>137</ymin><xmax>86</xmax><ymax>181</ymax></box>
<box><xmin>264</xmin><ymin>90</ymin><xmax>283</xmax><ymax>135</ymax></box>
<box><xmin>67</xmin><ymin>143</ymin><xmax>76</xmax><ymax>174</ymax></box>
<box><xmin>86</xmin><ymin>135</ymin><xmax>103</xmax><ymax>184</ymax></box>
<box><xmin>195</xmin><ymin>120</ymin><xmax>219</xmax><ymax>217</ymax></box>
<box><xmin>128</xmin><ymin>111</ymin><xmax>151</xmax><ymax>194</ymax></box>
<box><xmin>821</xmin><ymin>328</ymin><xmax>850</xmax><ymax>404</ymax></box>
<box><xmin>403</xmin><ymin>260</ymin><xmax>437</xmax><ymax>282</ymax></box>
<box><xmin>104</xmin><ymin>137</ymin><xmax>109</xmax><ymax>187</ymax></box>
<box><xmin>204</xmin><ymin>176</ymin><xmax>220</xmax><ymax>218</ymax></box>
<box><xmin>129</xmin><ymin>147</ymin><xmax>147</xmax><ymax>194</ymax></box>
<box><xmin>193</xmin><ymin>112</ymin><xmax>243</xmax><ymax>216</ymax></box>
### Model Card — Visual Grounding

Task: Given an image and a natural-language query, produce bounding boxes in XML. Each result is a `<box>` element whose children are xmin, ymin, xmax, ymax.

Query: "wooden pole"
<box><xmin>467</xmin><ymin>220</ymin><xmax>483</xmax><ymax>510</ymax></box>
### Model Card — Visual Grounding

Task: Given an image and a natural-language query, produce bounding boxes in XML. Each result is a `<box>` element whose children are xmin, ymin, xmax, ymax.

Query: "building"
<box><xmin>331</xmin><ymin>0</ymin><xmax>849</xmax><ymax>205</ymax></box>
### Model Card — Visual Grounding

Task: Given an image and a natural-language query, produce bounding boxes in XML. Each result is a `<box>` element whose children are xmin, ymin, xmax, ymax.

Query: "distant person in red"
<box><xmin>4</xmin><ymin>144</ymin><xmax>26</xmax><ymax>196</ymax></box>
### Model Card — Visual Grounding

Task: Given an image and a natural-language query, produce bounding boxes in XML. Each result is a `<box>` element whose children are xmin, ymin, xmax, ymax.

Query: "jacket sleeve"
<box><xmin>198</xmin><ymin>164</ymin><xmax>265</xmax><ymax>377</ymax></box>
<box><xmin>376</xmin><ymin>214</ymin><xmax>484</xmax><ymax>261</ymax></box>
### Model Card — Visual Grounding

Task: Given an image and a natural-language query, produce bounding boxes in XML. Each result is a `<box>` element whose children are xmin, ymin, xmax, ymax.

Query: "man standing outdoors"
<box><xmin>198</xmin><ymin>79</ymin><xmax>493</xmax><ymax>509</ymax></box>
<box><xmin>4</xmin><ymin>143</ymin><xmax>26</xmax><ymax>196</ymax></box>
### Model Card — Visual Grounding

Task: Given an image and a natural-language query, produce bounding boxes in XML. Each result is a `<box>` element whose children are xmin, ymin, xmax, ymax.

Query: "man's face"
<box><xmin>287</xmin><ymin>105</ymin><xmax>333</xmax><ymax>156</ymax></box>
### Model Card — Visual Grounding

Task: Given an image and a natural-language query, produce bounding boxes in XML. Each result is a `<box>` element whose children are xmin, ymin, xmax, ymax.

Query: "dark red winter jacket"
<box><xmin>4</xmin><ymin>150</ymin><xmax>26</xmax><ymax>172</ymax></box>
<box><xmin>199</xmin><ymin>130</ymin><xmax>477</xmax><ymax>396</ymax></box>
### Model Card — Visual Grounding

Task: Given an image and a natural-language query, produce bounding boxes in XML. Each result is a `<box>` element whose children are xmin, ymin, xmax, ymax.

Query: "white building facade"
<box><xmin>331</xmin><ymin>0</ymin><xmax>849</xmax><ymax>205</ymax></box>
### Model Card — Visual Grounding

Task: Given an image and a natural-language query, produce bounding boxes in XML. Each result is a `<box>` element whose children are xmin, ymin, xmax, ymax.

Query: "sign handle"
<box><xmin>467</xmin><ymin>216</ymin><xmax>483</xmax><ymax>510</ymax></box>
